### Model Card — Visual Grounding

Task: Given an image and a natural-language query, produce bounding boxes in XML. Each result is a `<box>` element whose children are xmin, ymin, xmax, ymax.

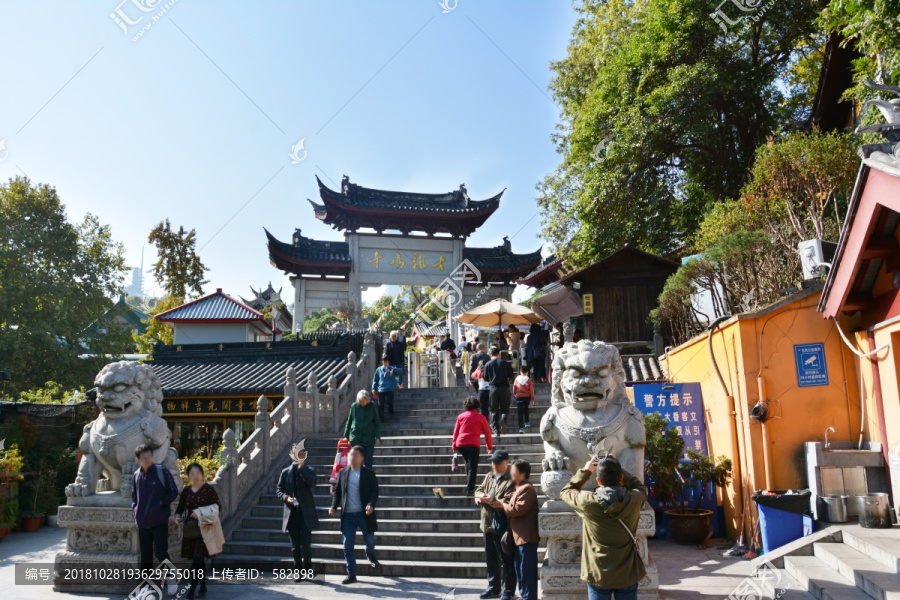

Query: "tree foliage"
<box><xmin>820</xmin><ymin>0</ymin><xmax>900</xmax><ymax>101</ymax></box>
<box><xmin>133</xmin><ymin>295</ymin><xmax>182</xmax><ymax>353</ymax></box>
<box><xmin>651</xmin><ymin>131</ymin><xmax>859</xmax><ymax>344</ymax></box>
<box><xmin>148</xmin><ymin>219</ymin><xmax>208</xmax><ymax>299</ymax></box>
<box><xmin>0</xmin><ymin>177</ymin><xmax>129</xmax><ymax>395</ymax></box>
<box><xmin>304</xmin><ymin>308</ymin><xmax>341</xmax><ymax>333</ymax></box>
<box><xmin>538</xmin><ymin>0</ymin><xmax>823</xmax><ymax>266</ymax></box>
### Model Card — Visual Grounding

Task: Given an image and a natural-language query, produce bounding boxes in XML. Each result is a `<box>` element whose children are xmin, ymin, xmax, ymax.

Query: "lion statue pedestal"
<box><xmin>539</xmin><ymin>340</ymin><xmax>659</xmax><ymax>600</ymax></box>
<box><xmin>54</xmin><ymin>361</ymin><xmax>183</xmax><ymax>594</ymax></box>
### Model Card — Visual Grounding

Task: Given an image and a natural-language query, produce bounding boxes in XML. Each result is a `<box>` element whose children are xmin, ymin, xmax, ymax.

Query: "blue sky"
<box><xmin>0</xmin><ymin>1</ymin><xmax>576</xmax><ymax>304</ymax></box>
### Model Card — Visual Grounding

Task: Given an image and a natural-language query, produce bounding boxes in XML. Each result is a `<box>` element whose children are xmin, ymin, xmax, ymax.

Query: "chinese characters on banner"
<box><xmin>632</xmin><ymin>382</ymin><xmax>721</xmax><ymax>536</ymax></box>
<box><xmin>633</xmin><ymin>382</ymin><xmax>708</xmax><ymax>455</ymax></box>
<box><xmin>359</xmin><ymin>249</ymin><xmax>448</xmax><ymax>275</ymax></box>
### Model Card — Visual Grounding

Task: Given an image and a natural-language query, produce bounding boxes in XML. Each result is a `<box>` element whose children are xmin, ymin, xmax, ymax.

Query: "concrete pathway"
<box><xmin>1</xmin><ymin>526</ymin><xmax>757</xmax><ymax>599</ymax></box>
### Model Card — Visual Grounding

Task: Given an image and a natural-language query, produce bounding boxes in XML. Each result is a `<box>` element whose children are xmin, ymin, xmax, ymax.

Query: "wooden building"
<box><xmin>552</xmin><ymin>246</ymin><xmax>678</xmax><ymax>343</ymax></box>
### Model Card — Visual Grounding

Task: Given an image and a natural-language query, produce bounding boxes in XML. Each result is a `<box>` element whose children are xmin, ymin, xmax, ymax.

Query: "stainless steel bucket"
<box><xmin>822</xmin><ymin>495</ymin><xmax>849</xmax><ymax>523</ymax></box>
<box><xmin>855</xmin><ymin>493</ymin><xmax>892</xmax><ymax>528</ymax></box>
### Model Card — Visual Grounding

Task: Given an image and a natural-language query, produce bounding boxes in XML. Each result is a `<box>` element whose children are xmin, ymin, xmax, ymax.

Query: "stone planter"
<box><xmin>664</xmin><ymin>508</ymin><xmax>712</xmax><ymax>544</ymax></box>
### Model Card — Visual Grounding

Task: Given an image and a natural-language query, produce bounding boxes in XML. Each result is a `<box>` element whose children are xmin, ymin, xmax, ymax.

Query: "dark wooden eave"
<box><xmin>265</xmin><ymin>228</ymin><xmax>352</xmax><ymax>279</ymax></box>
<box><xmin>313</xmin><ymin>175</ymin><xmax>503</xmax><ymax>237</ymax></box>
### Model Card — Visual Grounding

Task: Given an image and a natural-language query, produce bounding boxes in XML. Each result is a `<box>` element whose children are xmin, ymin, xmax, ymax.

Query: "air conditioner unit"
<box><xmin>798</xmin><ymin>239</ymin><xmax>837</xmax><ymax>280</ymax></box>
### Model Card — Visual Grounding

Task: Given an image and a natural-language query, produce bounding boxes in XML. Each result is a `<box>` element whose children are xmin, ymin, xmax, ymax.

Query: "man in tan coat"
<box><xmin>474</xmin><ymin>449</ymin><xmax>516</xmax><ymax>600</ymax></box>
<box><xmin>562</xmin><ymin>454</ymin><xmax>647</xmax><ymax>600</ymax></box>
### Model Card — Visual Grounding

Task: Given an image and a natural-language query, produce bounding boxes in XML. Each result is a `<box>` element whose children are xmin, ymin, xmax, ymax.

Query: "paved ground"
<box><xmin>0</xmin><ymin>526</ymin><xmax>755</xmax><ymax>599</ymax></box>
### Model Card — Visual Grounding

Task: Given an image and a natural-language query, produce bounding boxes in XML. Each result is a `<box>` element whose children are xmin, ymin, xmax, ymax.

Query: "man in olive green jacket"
<box><xmin>474</xmin><ymin>450</ymin><xmax>516</xmax><ymax>600</ymax></box>
<box><xmin>561</xmin><ymin>454</ymin><xmax>647</xmax><ymax>600</ymax></box>
<box><xmin>343</xmin><ymin>390</ymin><xmax>381</xmax><ymax>469</ymax></box>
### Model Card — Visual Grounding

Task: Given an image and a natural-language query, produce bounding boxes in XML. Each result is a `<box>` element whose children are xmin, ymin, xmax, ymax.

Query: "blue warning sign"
<box><xmin>794</xmin><ymin>343</ymin><xmax>828</xmax><ymax>387</ymax></box>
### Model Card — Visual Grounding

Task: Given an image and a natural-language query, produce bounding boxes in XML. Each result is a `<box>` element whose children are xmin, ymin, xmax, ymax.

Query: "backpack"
<box><xmin>154</xmin><ymin>464</ymin><xmax>169</xmax><ymax>491</ymax></box>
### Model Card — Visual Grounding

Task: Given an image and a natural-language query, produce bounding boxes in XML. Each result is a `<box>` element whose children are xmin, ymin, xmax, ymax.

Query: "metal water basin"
<box><xmin>808</xmin><ymin>441</ymin><xmax>883</xmax><ymax>468</ymax></box>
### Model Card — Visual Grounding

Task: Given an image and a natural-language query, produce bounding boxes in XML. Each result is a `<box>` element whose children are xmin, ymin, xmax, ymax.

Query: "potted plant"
<box><xmin>0</xmin><ymin>443</ymin><xmax>25</xmax><ymax>541</ymax></box>
<box><xmin>21</xmin><ymin>464</ymin><xmax>57</xmax><ymax>532</ymax></box>
<box><xmin>644</xmin><ymin>413</ymin><xmax>732</xmax><ymax>544</ymax></box>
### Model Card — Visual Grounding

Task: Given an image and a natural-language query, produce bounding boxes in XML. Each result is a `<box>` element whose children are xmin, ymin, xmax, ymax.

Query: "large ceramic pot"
<box><xmin>0</xmin><ymin>527</ymin><xmax>10</xmax><ymax>542</ymax></box>
<box><xmin>22</xmin><ymin>516</ymin><xmax>43</xmax><ymax>533</ymax></box>
<box><xmin>664</xmin><ymin>508</ymin><xmax>713</xmax><ymax>544</ymax></box>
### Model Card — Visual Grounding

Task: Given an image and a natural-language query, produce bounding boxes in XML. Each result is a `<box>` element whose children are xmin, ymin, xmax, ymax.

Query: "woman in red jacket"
<box><xmin>451</xmin><ymin>396</ymin><xmax>493</xmax><ymax>497</ymax></box>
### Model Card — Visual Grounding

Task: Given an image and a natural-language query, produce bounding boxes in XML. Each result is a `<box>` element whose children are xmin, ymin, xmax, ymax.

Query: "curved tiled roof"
<box><xmin>463</xmin><ymin>238</ymin><xmax>543</xmax><ymax>282</ymax></box>
<box><xmin>313</xmin><ymin>175</ymin><xmax>503</xmax><ymax>236</ymax></box>
<box><xmin>155</xmin><ymin>289</ymin><xmax>263</xmax><ymax>323</ymax></box>
<box><xmin>266</xmin><ymin>228</ymin><xmax>352</xmax><ymax>277</ymax></box>
<box><xmin>151</xmin><ymin>340</ymin><xmax>348</xmax><ymax>396</ymax></box>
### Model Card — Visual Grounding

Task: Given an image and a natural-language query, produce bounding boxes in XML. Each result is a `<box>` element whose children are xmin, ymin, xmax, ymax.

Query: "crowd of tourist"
<box><xmin>128</xmin><ymin>325</ymin><xmax>645</xmax><ymax>600</ymax></box>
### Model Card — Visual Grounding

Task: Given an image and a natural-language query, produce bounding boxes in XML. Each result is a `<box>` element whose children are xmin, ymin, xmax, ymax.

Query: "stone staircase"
<box><xmin>757</xmin><ymin>525</ymin><xmax>900</xmax><ymax>600</ymax></box>
<box><xmin>217</xmin><ymin>383</ymin><xmax>552</xmax><ymax>578</ymax></box>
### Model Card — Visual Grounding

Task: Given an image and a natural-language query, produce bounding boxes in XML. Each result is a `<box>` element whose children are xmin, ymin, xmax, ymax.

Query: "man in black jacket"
<box><xmin>482</xmin><ymin>347</ymin><xmax>514</xmax><ymax>435</ymax></box>
<box><xmin>276</xmin><ymin>440</ymin><xmax>320</xmax><ymax>581</ymax></box>
<box><xmin>329</xmin><ymin>445</ymin><xmax>380</xmax><ymax>584</ymax></box>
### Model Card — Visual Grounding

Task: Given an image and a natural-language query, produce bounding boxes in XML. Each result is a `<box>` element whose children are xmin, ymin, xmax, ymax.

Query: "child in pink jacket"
<box><xmin>513</xmin><ymin>365</ymin><xmax>536</xmax><ymax>433</ymax></box>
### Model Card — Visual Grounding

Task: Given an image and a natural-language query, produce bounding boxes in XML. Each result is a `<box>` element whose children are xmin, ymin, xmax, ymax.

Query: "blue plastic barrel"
<box><xmin>757</xmin><ymin>504</ymin><xmax>805</xmax><ymax>553</ymax></box>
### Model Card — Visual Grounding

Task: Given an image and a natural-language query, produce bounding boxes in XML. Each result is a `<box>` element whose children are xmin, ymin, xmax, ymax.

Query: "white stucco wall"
<box><xmin>173</xmin><ymin>323</ymin><xmax>253</xmax><ymax>345</ymax></box>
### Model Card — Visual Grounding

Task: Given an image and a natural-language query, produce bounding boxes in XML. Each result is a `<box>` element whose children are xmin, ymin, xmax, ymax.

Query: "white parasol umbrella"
<box><xmin>456</xmin><ymin>298</ymin><xmax>543</xmax><ymax>328</ymax></box>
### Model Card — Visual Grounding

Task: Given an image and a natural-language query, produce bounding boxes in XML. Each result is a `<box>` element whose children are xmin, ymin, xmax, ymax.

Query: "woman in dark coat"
<box><xmin>276</xmin><ymin>441</ymin><xmax>320</xmax><ymax>580</ymax></box>
<box><xmin>525</xmin><ymin>324</ymin><xmax>549</xmax><ymax>383</ymax></box>
<box><xmin>175</xmin><ymin>463</ymin><xmax>221</xmax><ymax>599</ymax></box>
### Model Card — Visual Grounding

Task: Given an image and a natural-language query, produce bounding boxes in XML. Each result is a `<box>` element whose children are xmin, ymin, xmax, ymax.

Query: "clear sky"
<box><xmin>0</xmin><ymin>1</ymin><xmax>576</xmax><ymax>304</ymax></box>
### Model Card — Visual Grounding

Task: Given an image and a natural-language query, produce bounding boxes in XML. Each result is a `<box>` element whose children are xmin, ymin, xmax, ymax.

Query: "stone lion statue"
<box><xmin>540</xmin><ymin>340</ymin><xmax>645</xmax><ymax>499</ymax></box>
<box><xmin>66</xmin><ymin>361</ymin><xmax>180</xmax><ymax>497</ymax></box>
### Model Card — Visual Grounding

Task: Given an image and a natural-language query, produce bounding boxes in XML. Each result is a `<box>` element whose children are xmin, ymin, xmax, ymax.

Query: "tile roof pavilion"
<box><xmin>309</xmin><ymin>175</ymin><xmax>503</xmax><ymax>237</ymax></box>
<box><xmin>267</xmin><ymin>176</ymin><xmax>542</xmax><ymax>283</ymax></box>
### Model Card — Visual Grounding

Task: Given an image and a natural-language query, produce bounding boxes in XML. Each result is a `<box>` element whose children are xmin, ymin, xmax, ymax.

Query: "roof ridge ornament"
<box><xmin>341</xmin><ymin>174</ymin><xmax>350</xmax><ymax>195</ymax></box>
<box><xmin>856</xmin><ymin>80</ymin><xmax>900</xmax><ymax>176</ymax></box>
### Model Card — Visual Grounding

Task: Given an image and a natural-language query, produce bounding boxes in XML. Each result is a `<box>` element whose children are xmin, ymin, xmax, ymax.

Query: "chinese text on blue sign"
<box><xmin>633</xmin><ymin>382</ymin><xmax>707</xmax><ymax>455</ymax></box>
<box><xmin>794</xmin><ymin>343</ymin><xmax>828</xmax><ymax>388</ymax></box>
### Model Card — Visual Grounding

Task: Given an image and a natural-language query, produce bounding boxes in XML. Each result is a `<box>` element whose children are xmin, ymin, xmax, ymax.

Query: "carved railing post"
<box><xmin>328</xmin><ymin>374</ymin><xmax>339</xmax><ymax>433</ymax></box>
<box><xmin>307</xmin><ymin>372</ymin><xmax>319</xmax><ymax>432</ymax></box>
<box><xmin>285</xmin><ymin>366</ymin><xmax>297</xmax><ymax>439</ymax></box>
<box><xmin>255</xmin><ymin>394</ymin><xmax>269</xmax><ymax>467</ymax></box>
<box><xmin>347</xmin><ymin>351</ymin><xmax>358</xmax><ymax>389</ymax></box>
<box><xmin>221</xmin><ymin>428</ymin><xmax>236</xmax><ymax>516</ymax></box>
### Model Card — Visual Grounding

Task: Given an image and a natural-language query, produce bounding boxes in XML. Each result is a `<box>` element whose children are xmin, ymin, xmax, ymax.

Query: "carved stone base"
<box><xmin>54</xmin><ymin>493</ymin><xmax>181</xmax><ymax>593</ymax></box>
<box><xmin>539</xmin><ymin>501</ymin><xmax>658</xmax><ymax>600</ymax></box>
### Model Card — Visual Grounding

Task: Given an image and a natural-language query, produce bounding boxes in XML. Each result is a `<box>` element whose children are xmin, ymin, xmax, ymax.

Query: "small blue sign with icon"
<box><xmin>794</xmin><ymin>343</ymin><xmax>828</xmax><ymax>387</ymax></box>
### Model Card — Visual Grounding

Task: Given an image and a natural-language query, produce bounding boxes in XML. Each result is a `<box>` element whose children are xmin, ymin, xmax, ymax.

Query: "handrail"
<box><xmin>209</xmin><ymin>334</ymin><xmax>375</xmax><ymax>539</ymax></box>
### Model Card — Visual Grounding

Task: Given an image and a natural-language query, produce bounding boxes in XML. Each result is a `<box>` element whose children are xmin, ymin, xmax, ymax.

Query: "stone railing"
<box><xmin>210</xmin><ymin>337</ymin><xmax>375</xmax><ymax>539</ymax></box>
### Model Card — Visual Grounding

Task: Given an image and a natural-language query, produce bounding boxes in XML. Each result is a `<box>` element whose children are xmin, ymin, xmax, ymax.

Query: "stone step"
<box><xmin>240</xmin><ymin>516</ymin><xmax>483</xmax><ymax>534</ymax></box>
<box><xmin>298</xmin><ymin>453</ymin><xmax>544</xmax><ymax>467</ymax></box>
<box><xmin>784</xmin><ymin>555</ymin><xmax>868</xmax><ymax>600</ymax></box>
<box><xmin>231</xmin><ymin>528</ymin><xmax>487</xmax><ymax>547</ymax></box>
<box><xmin>221</xmin><ymin>541</ymin><xmax>502</xmax><ymax>562</ymax></box>
<box><xmin>840</xmin><ymin>526</ymin><xmax>900</xmax><ymax>574</ymax></box>
<box><xmin>305</xmin><ymin>472</ymin><xmax>544</xmax><ymax>487</ymax></box>
<box><xmin>251</xmin><ymin>505</ymin><xmax>481</xmax><ymax>520</ymax></box>
<box><xmin>814</xmin><ymin>542</ymin><xmax>900</xmax><ymax>600</ymax></box>
<box><xmin>298</xmin><ymin>463</ymin><xmax>544</xmax><ymax>477</ymax></box>
<box><xmin>756</xmin><ymin>567</ymin><xmax>810</xmax><ymax>600</ymax></box>
<box><xmin>303</xmin><ymin>433</ymin><xmax>544</xmax><ymax>448</ymax></box>
<box><xmin>259</xmin><ymin>494</ymin><xmax>493</xmax><ymax>508</ymax></box>
<box><xmin>294</xmin><ymin>483</ymin><xmax>510</xmax><ymax>496</ymax></box>
<box><xmin>213</xmin><ymin>554</ymin><xmax>485</xmax><ymax>578</ymax></box>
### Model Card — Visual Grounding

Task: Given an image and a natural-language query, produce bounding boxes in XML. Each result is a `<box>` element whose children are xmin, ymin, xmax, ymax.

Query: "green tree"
<box><xmin>132</xmin><ymin>295</ymin><xmax>182</xmax><ymax>353</ymax></box>
<box><xmin>0</xmin><ymin>177</ymin><xmax>129</xmax><ymax>394</ymax></box>
<box><xmin>303</xmin><ymin>308</ymin><xmax>341</xmax><ymax>333</ymax></box>
<box><xmin>148</xmin><ymin>219</ymin><xmax>208</xmax><ymax>299</ymax></box>
<box><xmin>538</xmin><ymin>0</ymin><xmax>823</xmax><ymax>266</ymax></box>
<box><xmin>820</xmin><ymin>0</ymin><xmax>900</xmax><ymax>102</ymax></box>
